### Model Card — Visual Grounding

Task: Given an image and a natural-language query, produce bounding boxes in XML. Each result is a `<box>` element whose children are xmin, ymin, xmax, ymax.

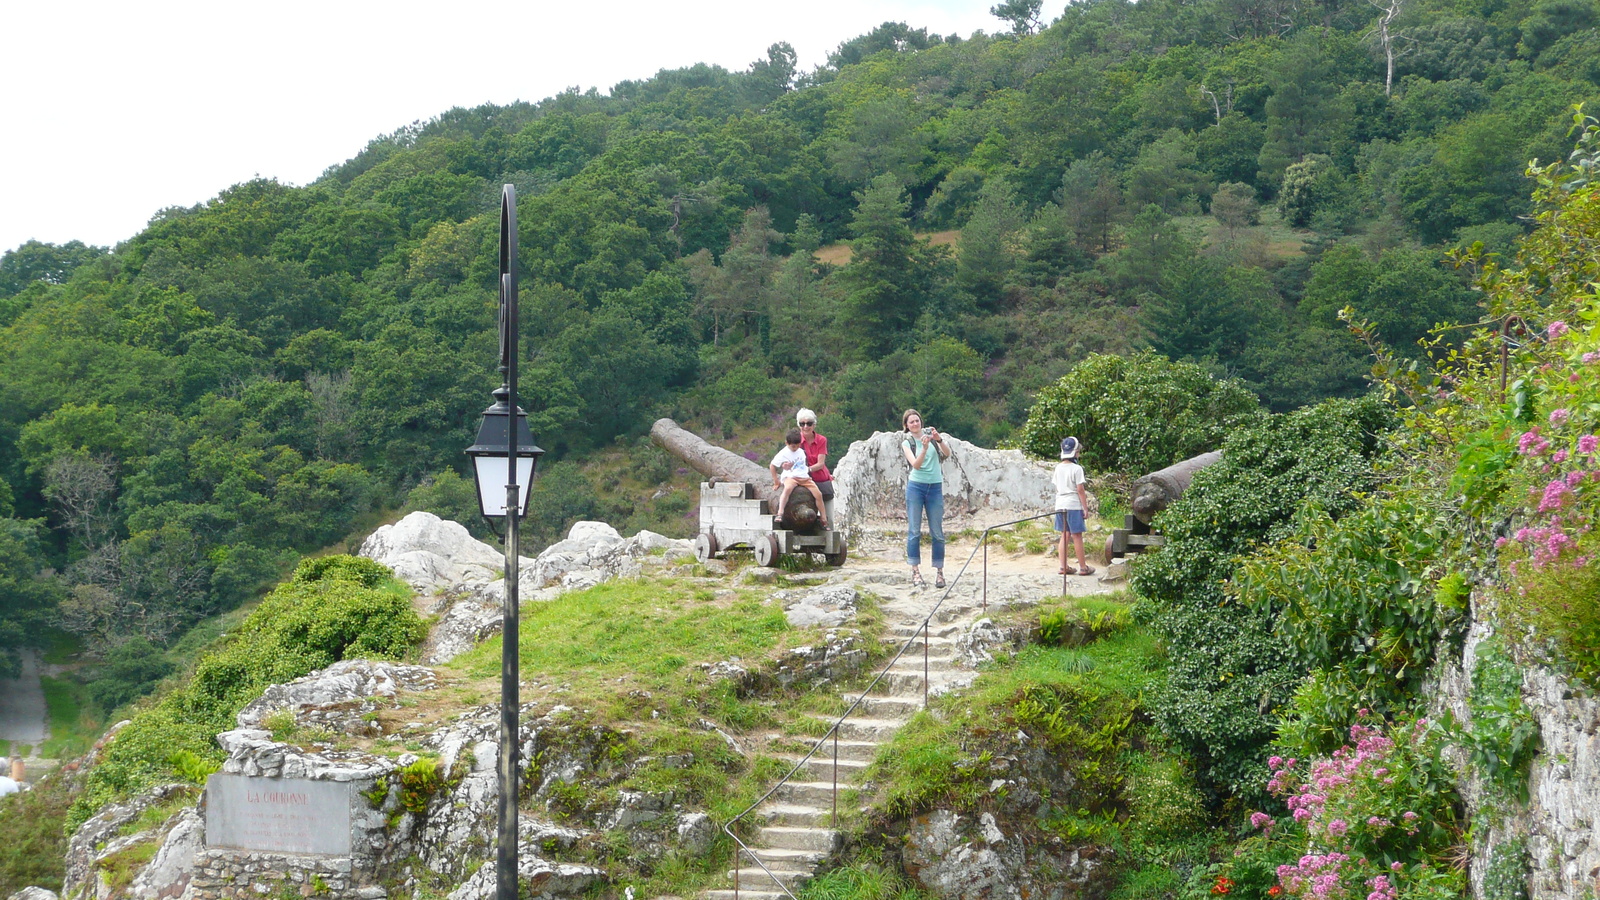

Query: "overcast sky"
<box><xmin>0</xmin><ymin>0</ymin><xmax>1003</xmax><ymax>256</ymax></box>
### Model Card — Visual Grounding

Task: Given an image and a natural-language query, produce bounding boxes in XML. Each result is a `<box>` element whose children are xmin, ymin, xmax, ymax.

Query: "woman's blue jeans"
<box><xmin>906</xmin><ymin>480</ymin><xmax>945</xmax><ymax>568</ymax></box>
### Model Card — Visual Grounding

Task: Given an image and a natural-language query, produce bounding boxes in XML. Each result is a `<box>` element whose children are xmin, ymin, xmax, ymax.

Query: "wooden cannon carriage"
<box><xmin>650</xmin><ymin>418</ymin><xmax>848</xmax><ymax>568</ymax></box>
<box><xmin>695</xmin><ymin>480</ymin><xmax>848</xmax><ymax>567</ymax></box>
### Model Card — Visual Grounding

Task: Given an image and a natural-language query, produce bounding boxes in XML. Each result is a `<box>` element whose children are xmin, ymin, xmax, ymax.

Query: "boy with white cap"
<box><xmin>1053</xmin><ymin>436</ymin><xmax>1093</xmax><ymax>576</ymax></box>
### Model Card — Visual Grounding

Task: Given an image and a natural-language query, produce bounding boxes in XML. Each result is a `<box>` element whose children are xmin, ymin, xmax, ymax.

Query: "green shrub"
<box><xmin>1236</xmin><ymin>495</ymin><xmax>1463</xmax><ymax>756</ymax></box>
<box><xmin>87</xmin><ymin>637</ymin><xmax>176</xmax><ymax>712</ymax></box>
<box><xmin>1014</xmin><ymin>352</ymin><xmax>1263</xmax><ymax>476</ymax></box>
<box><xmin>1131</xmin><ymin>395</ymin><xmax>1396</xmax><ymax>802</ymax></box>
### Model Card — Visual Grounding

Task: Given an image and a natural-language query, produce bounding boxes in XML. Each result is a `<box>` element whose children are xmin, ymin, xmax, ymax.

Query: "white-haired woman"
<box><xmin>794</xmin><ymin>408</ymin><xmax>834</xmax><ymax>524</ymax></box>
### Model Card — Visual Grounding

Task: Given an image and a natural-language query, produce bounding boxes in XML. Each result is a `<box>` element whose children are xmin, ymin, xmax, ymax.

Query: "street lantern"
<box><xmin>464</xmin><ymin>183</ymin><xmax>541</xmax><ymax>900</ymax></box>
<box><xmin>465</xmin><ymin>386</ymin><xmax>543</xmax><ymax>520</ymax></box>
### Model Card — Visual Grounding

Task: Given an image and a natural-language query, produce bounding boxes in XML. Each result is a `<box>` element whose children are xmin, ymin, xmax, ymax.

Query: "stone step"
<box><xmin>757</xmin><ymin>803</ymin><xmax>838</xmax><ymax>828</ymax></box>
<box><xmin>755</xmin><ymin>826</ymin><xmax>841</xmax><ymax>853</ymax></box>
<box><xmin>886</xmin><ymin>623</ymin><xmax>961</xmax><ymax>640</ymax></box>
<box><xmin>704</xmin><ymin>891</ymin><xmax>792</xmax><ymax>900</ymax></box>
<box><xmin>777</xmin><ymin>753</ymin><xmax>870</xmax><ymax>781</ymax></box>
<box><xmin>821</xmin><ymin>716</ymin><xmax>907</xmax><ymax>741</ymax></box>
<box><xmin>840</xmin><ymin>694</ymin><xmax>926</xmax><ymax>718</ymax></box>
<box><xmin>855</xmin><ymin>670</ymin><xmax>932</xmax><ymax>695</ymax></box>
<box><xmin>779</xmin><ymin>739</ymin><xmax>880</xmax><ymax>765</ymax></box>
<box><xmin>728</xmin><ymin>853</ymin><xmax>822</xmax><ymax>879</ymax></box>
<box><xmin>880</xmin><ymin>654</ymin><xmax>958</xmax><ymax>675</ymax></box>
<box><xmin>770</xmin><ymin>780</ymin><xmax>849</xmax><ymax>807</ymax></box>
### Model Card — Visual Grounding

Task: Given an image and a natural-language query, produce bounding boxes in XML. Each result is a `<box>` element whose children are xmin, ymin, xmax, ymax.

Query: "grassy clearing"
<box><xmin>450</xmin><ymin>577</ymin><xmax>883</xmax><ymax>722</ymax></box>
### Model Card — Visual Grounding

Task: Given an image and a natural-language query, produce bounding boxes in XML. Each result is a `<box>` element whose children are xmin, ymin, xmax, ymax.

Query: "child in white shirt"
<box><xmin>1053</xmin><ymin>436</ymin><xmax>1093</xmax><ymax>576</ymax></box>
<box><xmin>771</xmin><ymin>429</ymin><xmax>829</xmax><ymax>528</ymax></box>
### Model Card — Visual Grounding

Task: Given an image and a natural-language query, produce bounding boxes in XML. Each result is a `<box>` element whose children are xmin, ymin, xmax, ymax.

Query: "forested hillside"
<box><xmin>3</xmin><ymin>0</ymin><xmax>1597</xmax><ymax>699</ymax></box>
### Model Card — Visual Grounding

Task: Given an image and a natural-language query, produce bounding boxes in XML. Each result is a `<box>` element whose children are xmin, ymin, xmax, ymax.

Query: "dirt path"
<box><xmin>0</xmin><ymin>648</ymin><xmax>49</xmax><ymax>751</ymax></box>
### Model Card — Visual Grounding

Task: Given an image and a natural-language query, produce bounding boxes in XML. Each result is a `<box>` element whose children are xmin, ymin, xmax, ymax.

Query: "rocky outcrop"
<box><xmin>831</xmin><ymin>432</ymin><xmax>1061</xmax><ymax>536</ymax></box>
<box><xmin>236</xmin><ymin>660</ymin><xmax>439</xmax><ymax>736</ymax></box>
<box><xmin>901</xmin><ymin>809</ymin><xmax>1106</xmax><ymax>900</ymax></box>
<box><xmin>358</xmin><ymin>513</ymin><xmax>513</xmax><ymax>597</ymax></box>
<box><xmin>62</xmin><ymin>783</ymin><xmax>199</xmax><ymax>900</ymax></box>
<box><xmin>777</xmin><ymin>585</ymin><xmax>859</xmax><ymax>629</ymax></box>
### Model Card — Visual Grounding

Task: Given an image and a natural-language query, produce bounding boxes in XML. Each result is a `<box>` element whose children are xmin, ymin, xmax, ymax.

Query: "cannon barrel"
<box><xmin>1129</xmin><ymin>450</ymin><xmax>1222</xmax><ymax>525</ymax></box>
<box><xmin>650</xmin><ymin>417</ymin><xmax>822</xmax><ymax>531</ymax></box>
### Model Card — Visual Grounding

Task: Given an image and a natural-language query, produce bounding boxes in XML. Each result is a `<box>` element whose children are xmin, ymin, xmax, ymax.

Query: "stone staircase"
<box><xmin>703</xmin><ymin>591</ymin><xmax>969</xmax><ymax>900</ymax></box>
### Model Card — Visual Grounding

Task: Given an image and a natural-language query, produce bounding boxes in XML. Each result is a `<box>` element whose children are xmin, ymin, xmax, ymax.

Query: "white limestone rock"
<box><xmin>359</xmin><ymin>512</ymin><xmax>513</xmax><ymax>597</ymax></box>
<box><xmin>235</xmin><ymin>660</ymin><xmax>437</xmax><ymax>733</ymax></box>
<box><xmin>831</xmin><ymin>432</ymin><xmax>1060</xmax><ymax>536</ymax></box>
<box><xmin>903</xmin><ymin>808</ymin><xmax>1101</xmax><ymax>900</ymax></box>
<box><xmin>445</xmin><ymin>856</ymin><xmax>604</xmax><ymax>900</ymax></box>
<box><xmin>7</xmin><ymin>888</ymin><xmax>59</xmax><ymax>900</ymax></box>
<box><xmin>127</xmin><ymin>807</ymin><xmax>203</xmax><ymax>900</ymax></box>
<box><xmin>676</xmin><ymin>812</ymin><xmax>716</xmax><ymax>854</ymax></box>
<box><xmin>778</xmin><ymin>585</ymin><xmax>860</xmax><ymax>629</ymax></box>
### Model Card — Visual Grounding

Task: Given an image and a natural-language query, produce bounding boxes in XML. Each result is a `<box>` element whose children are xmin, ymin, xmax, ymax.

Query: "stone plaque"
<box><xmin>205</xmin><ymin>774</ymin><xmax>352</xmax><ymax>855</ymax></box>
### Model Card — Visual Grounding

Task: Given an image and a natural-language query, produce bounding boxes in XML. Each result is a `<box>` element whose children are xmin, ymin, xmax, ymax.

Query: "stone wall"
<box><xmin>1435</xmin><ymin>602</ymin><xmax>1600</xmax><ymax>900</ymax></box>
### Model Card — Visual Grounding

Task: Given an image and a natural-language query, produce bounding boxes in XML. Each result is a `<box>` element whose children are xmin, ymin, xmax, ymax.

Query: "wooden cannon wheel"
<box><xmin>824</xmin><ymin>540</ymin><xmax>848</xmax><ymax>568</ymax></box>
<box><xmin>754</xmin><ymin>533</ymin><xmax>781</xmax><ymax>568</ymax></box>
<box><xmin>693</xmin><ymin>532</ymin><xmax>720</xmax><ymax>563</ymax></box>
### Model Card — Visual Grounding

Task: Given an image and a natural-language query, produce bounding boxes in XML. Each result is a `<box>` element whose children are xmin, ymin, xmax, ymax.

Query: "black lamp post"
<box><xmin>465</xmin><ymin>184</ymin><xmax>543</xmax><ymax>900</ymax></box>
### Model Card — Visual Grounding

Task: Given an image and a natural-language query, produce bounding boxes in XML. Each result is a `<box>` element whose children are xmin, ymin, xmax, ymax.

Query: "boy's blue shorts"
<box><xmin>1055</xmin><ymin>510</ymin><xmax>1085</xmax><ymax>534</ymax></box>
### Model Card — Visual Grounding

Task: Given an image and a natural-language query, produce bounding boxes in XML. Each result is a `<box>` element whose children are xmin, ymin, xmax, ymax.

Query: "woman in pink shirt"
<box><xmin>795</xmin><ymin>407</ymin><xmax>834</xmax><ymax>526</ymax></box>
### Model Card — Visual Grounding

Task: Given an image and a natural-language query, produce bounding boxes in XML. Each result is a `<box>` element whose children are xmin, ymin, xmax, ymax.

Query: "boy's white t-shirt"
<box><xmin>1053</xmin><ymin>460</ymin><xmax>1085</xmax><ymax>511</ymax></box>
<box><xmin>772</xmin><ymin>445</ymin><xmax>811</xmax><ymax>481</ymax></box>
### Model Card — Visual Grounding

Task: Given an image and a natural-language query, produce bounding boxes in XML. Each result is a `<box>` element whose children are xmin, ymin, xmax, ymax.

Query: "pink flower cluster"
<box><xmin>1510</xmin><ymin>419</ymin><xmax>1600</xmax><ymax>569</ymax></box>
<box><xmin>1363</xmin><ymin>874</ymin><xmax>1397</xmax><ymax>900</ymax></box>
<box><xmin>1277</xmin><ymin>852</ymin><xmax>1353</xmax><ymax>900</ymax></box>
<box><xmin>1263</xmin><ymin>718</ymin><xmax>1435</xmax><ymax>899</ymax></box>
<box><xmin>1272</xmin><ymin>723</ymin><xmax>1405</xmax><ymax>842</ymax></box>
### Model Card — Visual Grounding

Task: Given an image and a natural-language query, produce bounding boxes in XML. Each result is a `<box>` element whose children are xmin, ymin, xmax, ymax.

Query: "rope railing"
<box><xmin>721</xmin><ymin>511</ymin><xmax>1061</xmax><ymax>899</ymax></box>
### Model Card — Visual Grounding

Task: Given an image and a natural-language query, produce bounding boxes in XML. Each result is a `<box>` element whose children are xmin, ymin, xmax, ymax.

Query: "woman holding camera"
<box><xmin>901</xmin><ymin>408</ymin><xmax>950</xmax><ymax>589</ymax></box>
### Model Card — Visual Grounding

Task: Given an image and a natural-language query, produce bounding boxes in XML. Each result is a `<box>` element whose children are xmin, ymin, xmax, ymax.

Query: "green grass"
<box><xmin>800</xmin><ymin>863</ymin><xmax>934</xmax><ymax>900</ymax></box>
<box><xmin>39</xmin><ymin>675</ymin><xmax>99</xmax><ymax>758</ymax></box>
<box><xmin>454</xmin><ymin>578</ymin><xmax>811</xmax><ymax>711</ymax></box>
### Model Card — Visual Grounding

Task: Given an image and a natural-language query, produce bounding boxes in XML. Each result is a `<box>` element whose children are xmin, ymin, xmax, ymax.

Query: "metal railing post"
<box><xmin>832</xmin><ymin>727</ymin><xmax>839</xmax><ymax>826</ymax></box>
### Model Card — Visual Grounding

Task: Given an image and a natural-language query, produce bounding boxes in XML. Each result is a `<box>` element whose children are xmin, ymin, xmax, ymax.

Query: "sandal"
<box><xmin>1077</xmin><ymin>566</ymin><xmax>1096</xmax><ymax>576</ymax></box>
<box><xmin>935</xmin><ymin>572</ymin><xmax>946</xmax><ymax>589</ymax></box>
<box><xmin>910</xmin><ymin>569</ymin><xmax>926</xmax><ymax>588</ymax></box>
